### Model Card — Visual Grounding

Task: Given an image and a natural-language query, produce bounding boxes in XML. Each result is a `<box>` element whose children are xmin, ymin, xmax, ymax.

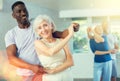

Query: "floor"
<box><xmin>74</xmin><ymin>78</ymin><xmax>120</xmax><ymax>81</ymax></box>
<box><xmin>0</xmin><ymin>78</ymin><xmax>120</xmax><ymax>81</ymax></box>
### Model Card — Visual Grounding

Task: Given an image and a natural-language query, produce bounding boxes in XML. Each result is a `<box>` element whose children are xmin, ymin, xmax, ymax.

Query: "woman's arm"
<box><xmin>90</xmin><ymin>39</ymin><xmax>112</xmax><ymax>55</ymax></box>
<box><xmin>45</xmin><ymin>44</ymin><xmax>74</xmax><ymax>74</ymax></box>
<box><xmin>35</xmin><ymin>24</ymin><xmax>74</xmax><ymax>56</ymax></box>
<box><xmin>94</xmin><ymin>50</ymin><xmax>112</xmax><ymax>55</ymax></box>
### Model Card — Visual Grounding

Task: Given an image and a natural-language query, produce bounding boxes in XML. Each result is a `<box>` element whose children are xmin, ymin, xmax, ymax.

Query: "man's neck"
<box><xmin>18</xmin><ymin>23</ymin><xmax>30</xmax><ymax>29</ymax></box>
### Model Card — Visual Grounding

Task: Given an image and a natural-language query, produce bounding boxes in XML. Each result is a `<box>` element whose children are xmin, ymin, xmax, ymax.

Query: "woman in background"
<box><xmin>88</xmin><ymin>25</ymin><xmax>113</xmax><ymax>81</ymax></box>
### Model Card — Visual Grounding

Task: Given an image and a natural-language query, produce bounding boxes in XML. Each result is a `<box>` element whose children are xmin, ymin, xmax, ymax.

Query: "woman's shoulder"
<box><xmin>34</xmin><ymin>39</ymin><xmax>43</xmax><ymax>45</ymax></box>
<box><xmin>90</xmin><ymin>39</ymin><xmax>95</xmax><ymax>43</ymax></box>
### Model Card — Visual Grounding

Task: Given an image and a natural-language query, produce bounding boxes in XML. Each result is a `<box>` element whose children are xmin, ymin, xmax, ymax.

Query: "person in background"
<box><xmin>4</xmin><ymin>1</ymin><xmax>79</xmax><ymax>81</ymax></box>
<box><xmin>33</xmin><ymin>14</ymin><xmax>74</xmax><ymax>81</ymax></box>
<box><xmin>88</xmin><ymin>25</ymin><xmax>113</xmax><ymax>81</ymax></box>
<box><xmin>102</xmin><ymin>21</ymin><xmax>119</xmax><ymax>81</ymax></box>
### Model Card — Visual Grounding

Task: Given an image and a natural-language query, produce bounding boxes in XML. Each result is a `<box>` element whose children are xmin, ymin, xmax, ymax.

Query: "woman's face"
<box><xmin>36</xmin><ymin>20</ymin><xmax>53</xmax><ymax>39</ymax></box>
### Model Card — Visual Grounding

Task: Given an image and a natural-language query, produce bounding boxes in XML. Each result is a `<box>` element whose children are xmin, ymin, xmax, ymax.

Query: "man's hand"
<box><xmin>72</xmin><ymin>23</ymin><xmax>80</xmax><ymax>32</ymax></box>
<box><xmin>30</xmin><ymin>65</ymin><xmax>46</xmax><ymax>74</ymax></box>
<box><xmin>111</xmin><ymin>49</ymin><xmax>118</xmax><ymax>54</ymax></box>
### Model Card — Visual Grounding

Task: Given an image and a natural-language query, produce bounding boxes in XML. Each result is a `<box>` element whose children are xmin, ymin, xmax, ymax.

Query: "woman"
<box><xmin>88</xmin><ymin>25</ymin><xmax>113</xmax><ymax>81</ymax></box>
<box><xmin>33</xmin><ymin>15</ymin><xmax>75</xmax><ymax>81</ymax></box>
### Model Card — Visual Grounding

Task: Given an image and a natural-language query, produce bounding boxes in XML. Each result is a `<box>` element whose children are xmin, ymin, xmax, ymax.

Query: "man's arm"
<box><xmin>111</xmin><ymin>35</ymin><xmax>119</xmax><ymax>54</ymax></box>
<box><xmin>6</xmin><ymin>44</ymin><xmax>44</xmax><ymax>74</ymax></box>
<box><xmin>53</xmin><ymin>23</ymin><xmax>79</xmax><ymax>38</ymax></box>
<box><xmin>53</xmin><ymin>29</ymin><xmax>68</xmax><ymax>38</ymax></box>
<box><xmin>111</xmin><ymin>42</ymin><xmax>119</xmax><ymax>54</ymax></box>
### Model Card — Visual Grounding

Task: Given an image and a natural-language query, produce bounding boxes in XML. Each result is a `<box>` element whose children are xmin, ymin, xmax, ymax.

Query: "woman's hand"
<box><xmin>44</xmin><ymin>68</ymin><xmax>56</xmax><ymax>74</ymax></box>
<box><xmin>68</xmin><ymin>23</ymin><xmax>76</xmax><ymax>37</ymax></box>
<box><xmin>73</xmin><ymin>23</ymin><xmax>80</xmax><ymax>32</ymax></box>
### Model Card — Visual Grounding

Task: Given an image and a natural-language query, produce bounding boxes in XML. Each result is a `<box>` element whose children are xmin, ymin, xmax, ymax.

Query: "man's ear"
<box><xmin>12</xmin><ymin>13</ymin><xmax>15</xmax><ymax>19</ymax></box>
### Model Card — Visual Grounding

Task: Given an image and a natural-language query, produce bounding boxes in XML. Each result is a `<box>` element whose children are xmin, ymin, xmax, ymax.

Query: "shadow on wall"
<box><xmin>0</xmin><ymin>50</ymin><xmax>22</xmax><ymax>81</ymax></box>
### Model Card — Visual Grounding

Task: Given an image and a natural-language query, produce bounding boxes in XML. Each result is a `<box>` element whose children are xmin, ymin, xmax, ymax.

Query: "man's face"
<box><xmin>12</xmin><ymin>4</ymin><xmax>29</xmax><ymax>25</ymax></box>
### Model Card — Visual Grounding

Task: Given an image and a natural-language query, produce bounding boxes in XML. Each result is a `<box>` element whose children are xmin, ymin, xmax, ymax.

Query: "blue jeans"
<box><xmin>111</xmin><ymin>59</ymin><xmax>117</xmax><ymax>77</ymax></box>
<box><xmin>94</xmin><ymin>60</ymin><xmax>112</xmax><ymax>81</ymax></box>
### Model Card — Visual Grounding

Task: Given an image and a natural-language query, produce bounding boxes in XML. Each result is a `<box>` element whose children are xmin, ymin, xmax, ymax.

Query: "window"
<box><xmin>72</xmin><ymin>18</ymin><xmax>89</xmax><ymax>53</ymax></box>
<box><xmin>72</xmin><ymin>16</ymin><xmax>120</xmax><ymax>53</ymax></box>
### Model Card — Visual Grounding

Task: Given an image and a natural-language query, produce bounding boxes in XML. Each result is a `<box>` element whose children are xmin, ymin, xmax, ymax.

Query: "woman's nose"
<box><xmin>41</xmin><ymin>27</ymin><xmax>46</xmax><ymax>32</ymax></box>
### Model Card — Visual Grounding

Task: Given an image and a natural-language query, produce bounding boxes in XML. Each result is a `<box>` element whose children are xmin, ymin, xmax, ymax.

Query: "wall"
<box><xmin>71</xmin><ymin>53</ymin><xmax>94</xmax><ymax>78</ymax></box>
<box><xmin>0</xmin><ymin>12</ymin><xmax>15</xmax><ymax>50</ymax></box>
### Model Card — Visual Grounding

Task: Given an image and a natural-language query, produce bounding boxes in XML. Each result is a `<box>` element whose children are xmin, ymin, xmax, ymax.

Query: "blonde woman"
<box><xmin>88</xmin><ymin>25</ymin><xmax>113</xmax><ymax>81</ymax></box>
<box><xmin>33</xmin><ymin>15</ymin><xmax>75</xmax><ymax>81</ymax></box>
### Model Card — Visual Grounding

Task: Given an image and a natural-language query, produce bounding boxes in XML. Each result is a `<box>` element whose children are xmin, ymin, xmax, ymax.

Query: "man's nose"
<box><xmin>21</xmin><ymin>11</ymin><xmax>26</xmax><ymax>15</ymax></box>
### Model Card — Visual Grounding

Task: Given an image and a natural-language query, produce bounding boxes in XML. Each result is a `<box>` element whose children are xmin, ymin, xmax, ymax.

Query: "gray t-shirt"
<box><xmin>5</xmin><ymin>25</ymin><xmax>40</xmax><ymax>75</ymax></box>
<box><xmin>107</xmin><ymin>34</ymin><xmax>118</xmax><ymax>59</ymax></box>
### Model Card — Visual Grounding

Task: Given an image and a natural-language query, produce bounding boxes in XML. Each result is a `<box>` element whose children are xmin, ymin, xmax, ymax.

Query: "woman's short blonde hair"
<box><xmin>33</xmin><ymin>15</ymin><xmax>56</xmax><ymax>32</ymax></box>
<box><xmin>94</xmin><ymin>25</ymin><xmax>103</xmax><ymax>34</ymax></box>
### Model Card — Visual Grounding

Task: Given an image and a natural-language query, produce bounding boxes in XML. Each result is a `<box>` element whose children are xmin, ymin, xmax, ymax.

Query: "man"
<box><xmin>102</xmin><ymin>21</ymin><xmax>119</xmax><ymax>81</ymax></box>
<box><xmin>5</xmin><ymin>1</ymin><xmax>79</xmax><ymax>81</ymax></box>
<box><xmin>5</xmin><ymin>1</ymin><xmax>45</xmax><ymax>81</ymax></box>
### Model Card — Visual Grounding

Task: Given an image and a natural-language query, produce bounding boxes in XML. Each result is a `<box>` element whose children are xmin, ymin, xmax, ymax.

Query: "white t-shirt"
<box><xmin>5</xmin><ymin>25</ymin><xmax>40</xmax><ymax>76</ymax></box>
<box><xmin>107</xmin><ymin>34</ymin><xmax>118</xmax><ymax>59</ymax></box>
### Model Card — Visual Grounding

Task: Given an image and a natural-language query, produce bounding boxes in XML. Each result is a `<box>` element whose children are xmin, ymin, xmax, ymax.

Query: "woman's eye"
<box><xmin>43</xmin><ymin>24</ymin><xmax>48</xmax><ymax>27</ymax></box>
<box><xmin>38</xmin><ymin>27</ymin><xmax>41</xmax><ymax>29</ymax></box>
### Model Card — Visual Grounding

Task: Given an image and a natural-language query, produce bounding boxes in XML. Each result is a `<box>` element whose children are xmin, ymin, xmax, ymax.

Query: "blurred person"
<box><xmin>88</xmin><ymin>25</ymin><xmax>113</xmax><ymax>81</ymax></box>
<box><xmin>102</xmin><ymin>21</ymin><xmax>119</xmax><ymax>81</ymax></box>
<box><xmin>33</xmin><ymin>15</ymin><xmax>74</xmax><ymax>81</ymax></box>
<box><xmin>5</xmin><ymin>1</ymin><xmax>79</xmax><ymax>81</ymax></box>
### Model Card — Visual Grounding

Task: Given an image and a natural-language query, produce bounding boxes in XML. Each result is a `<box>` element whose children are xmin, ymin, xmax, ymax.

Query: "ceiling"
<box><xmin>28</xmin><ymin>0</ymin><xmax>120</xmax><ymax>10</ymax></box>
<box><xmin>2</xmin><ymin>0</ymin><xmax>120</xmax><ymax>11</ymax></box>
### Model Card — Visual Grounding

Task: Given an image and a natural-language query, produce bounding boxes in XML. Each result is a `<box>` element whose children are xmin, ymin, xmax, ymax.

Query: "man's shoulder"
<box><xmin>107</xmin><ymin>33</ymin><xmax>117</xmax><ymax>39</ymax></box>
<box><xmin>5</xmin><ymin>26</ymin><xmax>17</xmax><ymax>36</ymax></box>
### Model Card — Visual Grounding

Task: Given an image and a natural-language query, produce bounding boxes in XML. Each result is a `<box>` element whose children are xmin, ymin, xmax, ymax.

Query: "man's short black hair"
<box><xmin>11</xmin><ymin>1</ymin><xmax>25</xmax><ymax>11</ymax></box>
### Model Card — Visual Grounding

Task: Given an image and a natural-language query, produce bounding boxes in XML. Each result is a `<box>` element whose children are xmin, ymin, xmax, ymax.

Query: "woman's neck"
<box><xmin>43</xmin><ymin>37</ymin><xmax>56</xmax><ymax>43</ymax></box>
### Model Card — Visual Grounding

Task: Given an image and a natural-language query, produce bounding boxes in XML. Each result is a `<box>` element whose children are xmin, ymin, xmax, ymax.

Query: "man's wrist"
<box><xmin>27</xmin><ymin>64</ymin><xmax>34</xmax><ymax>70</ymax></box>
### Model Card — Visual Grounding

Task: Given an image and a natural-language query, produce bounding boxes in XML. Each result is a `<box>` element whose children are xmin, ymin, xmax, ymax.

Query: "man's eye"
<box><xmin>17</xmin><ymin>10</ymin><xmax>21</xmax><ymax>13</ymax></box>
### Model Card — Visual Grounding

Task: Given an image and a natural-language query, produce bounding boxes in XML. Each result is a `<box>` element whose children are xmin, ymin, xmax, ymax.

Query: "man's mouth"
<box><xmin>22</xmin><ymin>16</ymin><xmax>27</xmax><ymax>20</ymax></box>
